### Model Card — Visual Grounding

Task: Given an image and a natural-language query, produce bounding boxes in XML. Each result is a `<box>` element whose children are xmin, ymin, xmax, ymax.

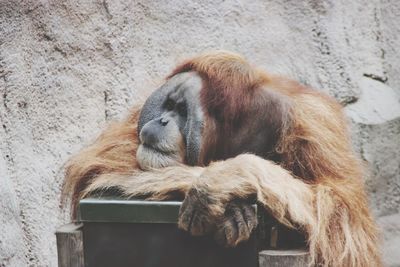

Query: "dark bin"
<box><xmin>78</xmin><ymin>198</ymin><xmax>259</xmax><ymax>267</ymax></box>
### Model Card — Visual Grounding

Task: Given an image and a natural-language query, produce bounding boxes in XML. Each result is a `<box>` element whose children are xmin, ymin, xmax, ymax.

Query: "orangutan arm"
<box><xmin>81</xmin><ymin>153</ymin><xmax>316</xmax><ymax>249</ymax></box>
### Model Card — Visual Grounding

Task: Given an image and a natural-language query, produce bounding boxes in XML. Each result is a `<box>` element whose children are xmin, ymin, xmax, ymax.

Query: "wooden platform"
<box><xmin>56</xmin><ymin>198</ymin><xmax>310</xmax><ymax>267</ymax></box>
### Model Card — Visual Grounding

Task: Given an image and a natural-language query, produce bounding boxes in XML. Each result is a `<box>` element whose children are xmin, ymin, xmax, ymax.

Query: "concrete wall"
<box><xmin>0</xmin><ymin>0</ymin><xmax>399</xmax><ymax>266</ymax></box>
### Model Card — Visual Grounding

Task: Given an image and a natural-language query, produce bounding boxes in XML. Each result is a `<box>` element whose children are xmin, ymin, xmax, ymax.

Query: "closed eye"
<box><xmin>176</xmin><ymin>102</ymin><xmax>187</xmax><ymax>117</ymax></box>
<box><xmin>164</xmin><ymin>99</ymin><xmax>175</xmax><ymax>111</ymax></box>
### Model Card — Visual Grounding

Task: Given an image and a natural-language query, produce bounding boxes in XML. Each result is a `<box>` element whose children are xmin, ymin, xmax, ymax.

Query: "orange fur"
<box><xmin>63</xmin><ymin>51</ymin><xmax>381</xmax><ymax>267</ymax></box>
<box><xmin>62</xmin><ymin>107</ymin><xmax>140</xmax><ymax>216</ymax></box>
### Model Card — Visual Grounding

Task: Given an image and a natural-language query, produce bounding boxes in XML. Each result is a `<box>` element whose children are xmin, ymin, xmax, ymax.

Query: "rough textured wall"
<box><xmin>0</xmin><ymin>0</ymin><xmax>399</xmax><ymax>266</ymax></box>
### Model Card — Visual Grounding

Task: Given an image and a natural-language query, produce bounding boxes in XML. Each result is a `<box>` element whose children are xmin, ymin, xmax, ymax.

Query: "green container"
<box><xmin>78</xmin><ymin>198</ymin><xmax>259</xmax><ymax>267</ymax></box>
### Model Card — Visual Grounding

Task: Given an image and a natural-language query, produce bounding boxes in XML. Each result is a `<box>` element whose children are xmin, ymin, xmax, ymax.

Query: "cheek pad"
<box><xmin>184</xmin><ymin>112</ymin><xmax>203</xmax><ymax>166</ymax></box>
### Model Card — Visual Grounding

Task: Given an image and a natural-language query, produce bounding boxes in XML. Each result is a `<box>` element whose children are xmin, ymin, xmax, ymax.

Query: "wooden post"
<box><xmin>56</xmin><ymin>223</ymin><xmax>84</xmax><ymax>267</ymax></box>
<box><xmin>259</xmin><ymin>249</ymin><xmax>311</xmax><ymax>267</ymax></box>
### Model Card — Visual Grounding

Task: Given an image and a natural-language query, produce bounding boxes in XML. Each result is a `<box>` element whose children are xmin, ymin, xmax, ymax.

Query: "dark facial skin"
<box><xmin>137</xmin><ymin>72</ymin><xmax>204</xmax><ymax>170</ymax></box>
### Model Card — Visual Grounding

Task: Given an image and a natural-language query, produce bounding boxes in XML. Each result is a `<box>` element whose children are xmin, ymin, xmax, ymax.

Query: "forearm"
<box><xmin>192</xmin><ymin>154</ymin><xmax>316</xmax><ymax>230</ymax></box>
<box><xmin>82</xmin><ymin>164</ymin><xmax>203</xmax><ymax>200</ymax></box>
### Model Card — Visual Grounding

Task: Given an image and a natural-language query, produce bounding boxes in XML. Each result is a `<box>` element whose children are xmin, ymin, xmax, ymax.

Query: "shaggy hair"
<box><xmin>63</xmin><ymin>51</ymin><xmax>381</xmax><ymax>267</ymax></box>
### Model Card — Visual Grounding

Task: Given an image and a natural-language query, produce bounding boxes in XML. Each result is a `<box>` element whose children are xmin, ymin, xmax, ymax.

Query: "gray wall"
<box><xmin>0</xmin><ymin>0</ymin><xmax>399</xmax><ymax>266</ymax></box>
